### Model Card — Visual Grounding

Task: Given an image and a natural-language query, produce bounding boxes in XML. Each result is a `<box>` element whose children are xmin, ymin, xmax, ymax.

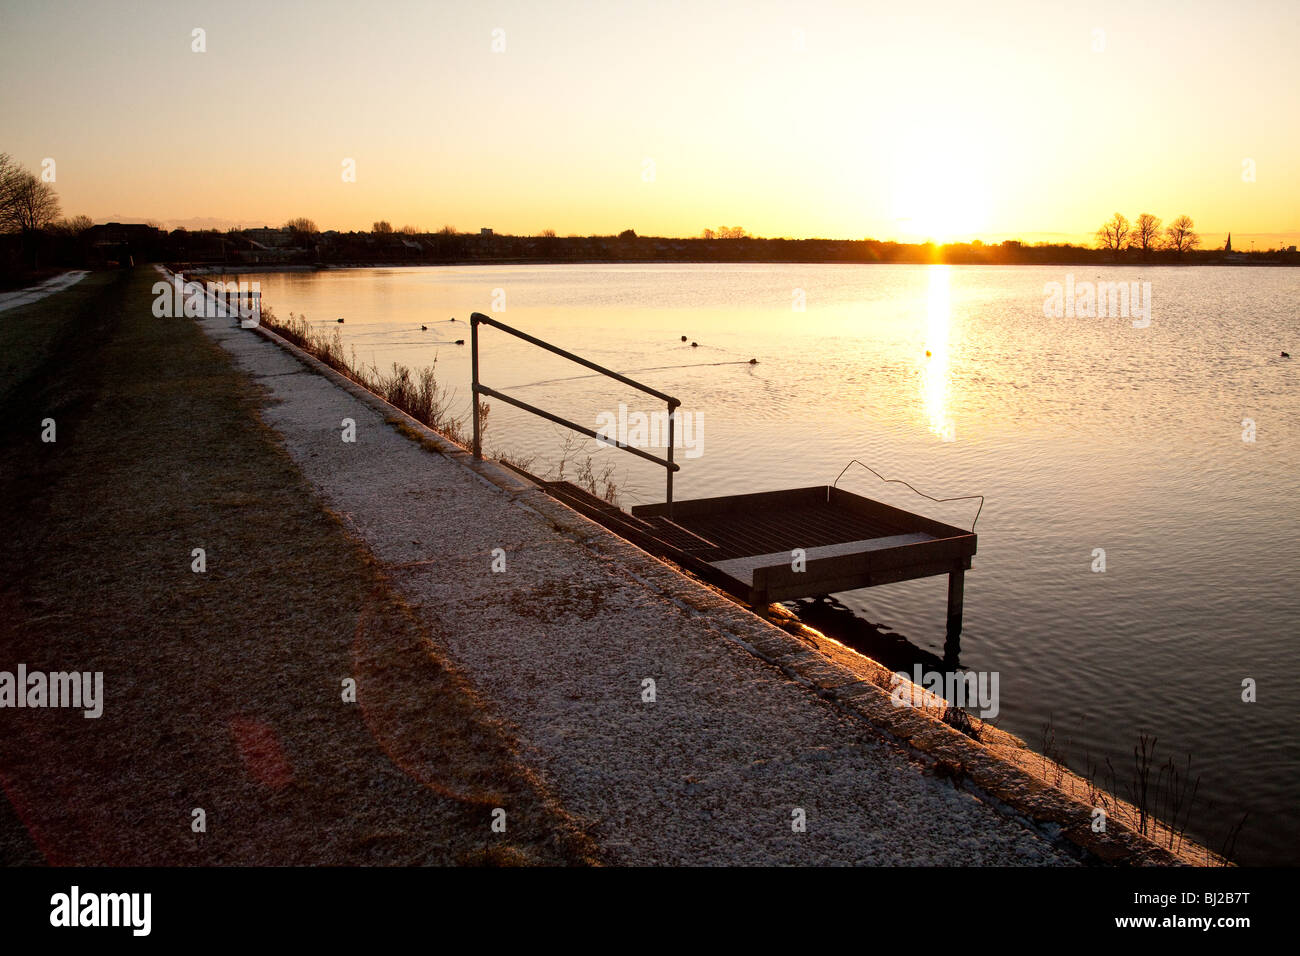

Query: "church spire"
<box><xmin>1225</xmin><ymin>232</ymin><xmax>1232</xmax><ymax>253</ymax></box>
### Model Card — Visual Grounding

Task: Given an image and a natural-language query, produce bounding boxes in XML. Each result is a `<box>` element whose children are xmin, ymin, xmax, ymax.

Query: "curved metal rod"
<box><xmin>832</xmin><ymin>459</ymin><xmax>984</xmax><ymax>532</ymax></box>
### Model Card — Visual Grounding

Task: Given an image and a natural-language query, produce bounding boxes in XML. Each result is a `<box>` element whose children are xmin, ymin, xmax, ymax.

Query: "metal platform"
<box><xmin>469</xmin><ymin>314</ymin><xmax>976</xmax><ymax>642</ymax></box>
<box><xmin>542</xmin><ymin>481</ymin><xmax>976</xmax><ymax>639</ymax></box>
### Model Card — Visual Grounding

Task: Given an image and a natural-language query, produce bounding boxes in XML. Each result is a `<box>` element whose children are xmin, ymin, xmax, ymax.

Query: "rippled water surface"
<box><xmin>246</xmin><ymin>263</ymin><xmax>1299</xmax><ymax>864</ymax></box>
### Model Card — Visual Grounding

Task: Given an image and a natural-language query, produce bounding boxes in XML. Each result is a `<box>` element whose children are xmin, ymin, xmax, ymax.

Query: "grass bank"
<box><xmin>0</xmin><ymin>267</ymin><xmax>597</xmax><ymax>865</ymax></box>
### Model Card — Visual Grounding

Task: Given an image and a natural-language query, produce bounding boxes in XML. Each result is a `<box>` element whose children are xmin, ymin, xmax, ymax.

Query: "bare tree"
<box><xmin>1095</xmin><ymin>212</ymin><xmax>1130</xmax><ymax>252</ymax></box>
<box><xmin>0</xmin><ymin>153</ymin><xmax>23</xmax><ymax>228</ymax></box>
<box><xmin>1164</xmin><ymin>215</ymin><xmax>1200</xmax><ymax>254</ymax></box>
<box><xmin>3</xmin><ymin>173</ymin><xmax>61</xmax><ymax>232</ymax></box>
<box><xmin>282</xmin><ymin>217</ymin><xmax>318</xmax><ymax>248</ymax></box>
<box><xmin>398</xmin><ymin>224</ymin><xmax>419</xmax><ymax>235</ymax></box>
<box><xmin>1130</xmin><ymin>213</ymin><xmax>1162</xmax><ymax>255</ymax></box>
<box><xmin>436</xmin><ymin>224</ymin><xmax>457</xmax><ymax>236</ymax></box>
<box><xmin>51</xmin><ymin>214</ymin><xmax>94</xmax><ymax>236</ymax></box>
<box><xmin>372</xmin><ymin>220</ymin><xmax>393</xmax><ymax>234</ymax></box>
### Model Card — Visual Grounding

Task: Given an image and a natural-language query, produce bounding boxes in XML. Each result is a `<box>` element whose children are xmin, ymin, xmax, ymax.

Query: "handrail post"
<box><xmin>666</xmin><ymin>400</ymin><xmax>676</xmax><ymax>518</ymax></box>
<box><xmin>471</xmin><ymin>314</ymin><xmax>481</xmax><ymax>459</ymax></box>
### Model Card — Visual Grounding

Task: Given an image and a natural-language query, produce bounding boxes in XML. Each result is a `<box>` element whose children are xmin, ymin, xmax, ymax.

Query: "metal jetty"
<box><xmin>470</xmin><ymin>313</ymin><xmax>978</xmax><ymax>640</ymax></box>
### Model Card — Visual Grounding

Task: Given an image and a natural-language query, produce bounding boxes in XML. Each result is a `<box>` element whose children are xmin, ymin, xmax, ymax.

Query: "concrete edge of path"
<box><xmin>173</xmin><ymin>269</ymin><xmax>1188</xmax><ymax>866</ymax></box>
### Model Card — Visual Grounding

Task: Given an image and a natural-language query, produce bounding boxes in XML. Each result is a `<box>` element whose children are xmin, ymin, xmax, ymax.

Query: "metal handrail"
<box><xmin>470</xmin><ymin>313</ymin><xmax>681</xmax><ymax>510</ymax></box>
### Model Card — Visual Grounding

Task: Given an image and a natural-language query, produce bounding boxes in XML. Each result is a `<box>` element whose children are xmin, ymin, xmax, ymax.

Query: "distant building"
<box><xmin>1225</xmin><ymin>232</ymin><xmax>1232</xmax><ymax>253</ymax></box>
<box><xmin>244</xmin><ymin>227</ymin><xmax>292</xmax><ymax>249</ymax></box>
<box><xmin>84</xmin><ymin>222</ymin><xmax>160</xmax><ymax>244</ymax></box>
<box><xmin>480</xmin><ymin>227</ymin><xmax>493</xmax><ymax>237</ymax></box>
<box><xmin>83</xmin><ymin>222</ymin><xmax>164</xmax><ymax>265</ymax></box>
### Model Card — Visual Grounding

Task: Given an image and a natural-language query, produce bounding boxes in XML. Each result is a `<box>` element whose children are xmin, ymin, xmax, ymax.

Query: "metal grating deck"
<box><xmin>667</xmin><ymin>502</ymin><xmax>911</xmax><ymax>560</ymax></box>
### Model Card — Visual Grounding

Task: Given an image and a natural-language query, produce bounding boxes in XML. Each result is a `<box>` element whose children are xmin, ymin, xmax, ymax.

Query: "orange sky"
<box><xmin>2</xmin><ymin>0</ymin><xmax>1297</xmax><ymax>248</ymax></box>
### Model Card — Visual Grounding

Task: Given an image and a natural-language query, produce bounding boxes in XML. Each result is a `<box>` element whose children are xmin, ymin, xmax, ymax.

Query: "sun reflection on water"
<box><xmin>922</xmin><ymin>264</ymin><xmax>954</xmax><ymax>442</ymax></box>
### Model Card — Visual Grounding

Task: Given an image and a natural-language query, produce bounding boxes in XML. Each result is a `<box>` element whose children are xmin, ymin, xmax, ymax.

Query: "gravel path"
<box><xmin>0</xmin><ymin>270</ymin><xmax>88</xmax><ymax>312</ymax></box>
<box><xmin>194</xmin><ymin>297</ymin><xmax>1073</xmax><ymax>865</ymax></box>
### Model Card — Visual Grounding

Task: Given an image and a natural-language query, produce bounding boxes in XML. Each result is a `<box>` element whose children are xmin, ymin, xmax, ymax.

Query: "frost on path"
<box><xmin>0</xmin><ymin>270</ymin><xmax>88</xmax><ymax>313</ymax></box>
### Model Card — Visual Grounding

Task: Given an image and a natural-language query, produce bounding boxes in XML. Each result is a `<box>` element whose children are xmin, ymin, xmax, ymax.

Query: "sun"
<box><xmin>890</xmin><ymin>142</ymin><xmax>990</xmax><ymax>244</ymax></box>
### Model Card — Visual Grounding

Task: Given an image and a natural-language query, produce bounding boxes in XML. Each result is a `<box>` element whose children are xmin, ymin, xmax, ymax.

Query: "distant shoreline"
<box><xmin>181</xmin><ymin>256</ymin><xmax>1300</xmax><ymax>275</ymax></box>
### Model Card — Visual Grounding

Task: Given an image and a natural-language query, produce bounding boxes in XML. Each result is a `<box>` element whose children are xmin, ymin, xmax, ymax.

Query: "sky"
<box><xmin>1</xmin><ymin>0</ymin><xmax>1297</xmax><ymax>247</ymax></box>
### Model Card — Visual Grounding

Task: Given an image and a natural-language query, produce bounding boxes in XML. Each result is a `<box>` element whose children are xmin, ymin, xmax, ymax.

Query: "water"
<box><xmin>244</xmin><ymin>263</ymin><xmax>1300</xmax><ymax>864</ymax></box>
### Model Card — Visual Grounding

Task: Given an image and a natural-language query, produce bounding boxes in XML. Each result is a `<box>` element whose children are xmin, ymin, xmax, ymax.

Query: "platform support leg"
<box><xmin>945</xmin><ymin>569</ymin><xmax>965</xmax><ymax>641</ymax></box>
<box><xmin>943</xmin><ymin>569</ymin><xmax>965</xmax><ymax>665</ymax></box>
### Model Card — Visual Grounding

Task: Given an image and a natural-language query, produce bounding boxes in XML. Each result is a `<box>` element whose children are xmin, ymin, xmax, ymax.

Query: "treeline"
<box><xmin>1096</xmin><ymin>212</ymin><xmax>1203</xmax><ymax>255</ymax></box>
<box><xmin>5</xmin><ymin>159</ymin><xmax>1297</xmax><ymax>285</ymax></box>
<box><xmin>155</xmin><ymin>217</ymin><xmax>1300</xmax><ymax>269</ymax></box>
<box><xmin>168</xmin><ymin>229</ymin><xmax>1292</xmax><ymax>269</ymax></box>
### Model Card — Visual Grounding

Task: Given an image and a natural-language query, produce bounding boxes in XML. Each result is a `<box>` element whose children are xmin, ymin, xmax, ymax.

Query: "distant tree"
<box><xmin>436</xmin><ymin>224</ymin><xmax>458</xmax><ymax>236</ymax></box>
<box><xmin>282</xmin><ymin>217</ymin><xmax>319</xmax><ymax>247</ymax></box>
<box><xmin>372</xmin><ymin>220</ymin><xmax>393</xmax><ymax>234</ymax></box>
<box><xmin>0</xmin><ymin>153</ymin><xmax>23</xmax><ymax>230</ymax></box>
<box><xmin>701</xmin><ymin>228</ymin><xmax>715</xmax><ymax>240</ymax></box>
<box><xmin>539</xmin><ymin>228</ymin><xmax>557</xmax><ymax>238</ymax></box>
<box><xmin>712</xmin><ymin>226</ymin><xmax>748</xmax><ymax>239</ymax></box>
<box><xmin>1130</xmin><ymin>213</ymin><xmax>1162</xmax><ymax>255</ymax></box>
<box><xmin>1095</xmin><ymin>212</ymin><xmax>1130</xmax><ymax>252</ymax></box>
<box><xmin>398</xmin><ymin>224</ymin><xmax>419</xmax><ymax>235</ymax></box>
<box><xmin>618</xmin><ymin>228</ymin><xmax>637</xmax><ymax>240</ymax></box>
<box><xmin>50</xmin><ymin>214</ymin><xmax>93</xmax><ymax>236</ymax></box>
<box><xmin>1164</xmin><ymin>215</ymin><xmax>1200</xmax><ymax>254</ymax></box>
<box><xmin>3</xmin><ymin>173</ymin><xmax>61</xmax><ymax>232</ymax></box>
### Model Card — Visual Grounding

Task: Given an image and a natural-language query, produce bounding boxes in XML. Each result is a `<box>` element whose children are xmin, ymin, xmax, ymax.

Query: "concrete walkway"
<box><xmin>0</xmin><ymin>271</ymin><xmax>88</xmax><ymax>313</ymax></box>
<box><xmin>193</xmin><ymin>298</ymin><xmax>1074</xmax><ymax>865</ymax></box>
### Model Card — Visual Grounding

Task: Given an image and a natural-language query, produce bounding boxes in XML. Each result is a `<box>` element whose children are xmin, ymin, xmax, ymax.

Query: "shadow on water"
<box><xmin>786</xmin><ymin>595</ymin><xmax>960</xmax><ymax>673</ymax></box>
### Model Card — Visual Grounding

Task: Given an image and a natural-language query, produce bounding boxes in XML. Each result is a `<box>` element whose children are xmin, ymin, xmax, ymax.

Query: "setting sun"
<box><xmin>890</xmin><ymin>127</ymin><xmax>992</xmax><ymax>243</ymax></box>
